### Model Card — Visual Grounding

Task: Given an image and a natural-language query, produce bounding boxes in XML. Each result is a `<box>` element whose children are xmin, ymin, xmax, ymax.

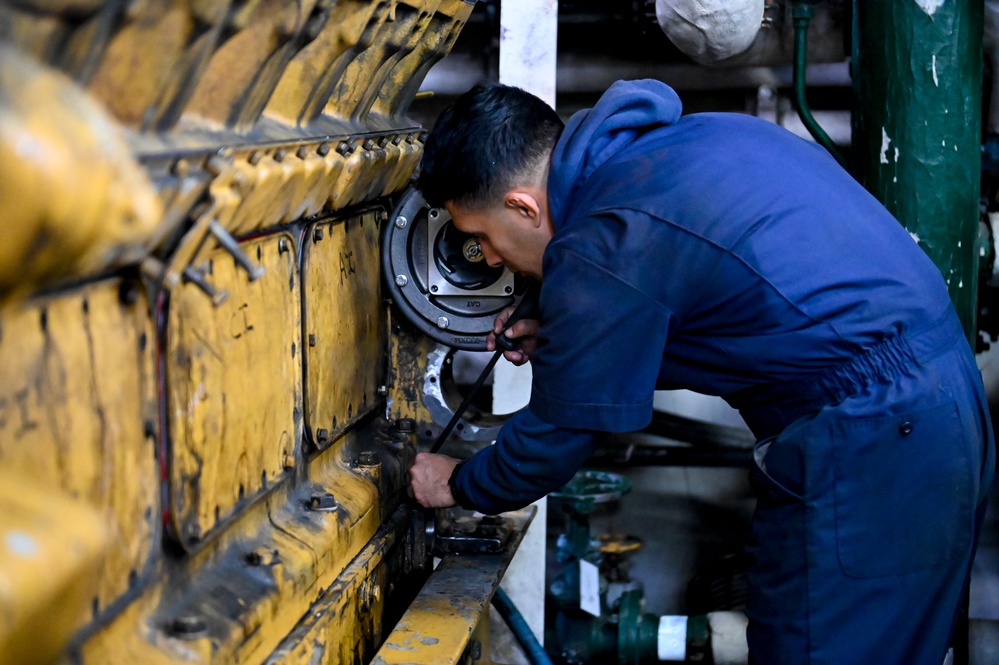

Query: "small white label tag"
<box><xmin>657</xmin><ymin>615</ymin><xmax>688</xmax><ymax>661</ymax></box>
<box><xmin>579</xmin><ymin>559</ymin><xmax>601</xmax><ymax>617</ymax></box>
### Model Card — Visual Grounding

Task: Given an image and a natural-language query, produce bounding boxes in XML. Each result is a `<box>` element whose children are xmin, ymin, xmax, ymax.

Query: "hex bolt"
<box><xmin>395</xmin><ymin>418</ymin><xmax>415</xmax><ymax>432</ymax></box>
<box><xmin>394</xmin><ymin>216</ymin><xmax>408</xmax><ymax>229</ymax></box>
<box><xmin>169</xmin><ymin>614</ymin><xmax>207</xmax><ymax>638</ymax></box>
<box><xmin>309</xmin><ymin>493</ymin><xmax>337</xmax><ymax>511</ymax></box>
<box><xmin>207</xmin><ymin>155</ymin><xmax>229</xmax><ymax>176</ymax></box>
<box><xmin>316</xmin><ymin>428</ymin><xmax>330</xmax><ymax>445</ymax></box>
<box><xmin>118</xmin><ymin>281</ymin><xmax>140</xmax><ymax>306</ymax></box>
<box><xmin>377</xmin><ymin>385</ymin><xmax>388</xmax><ymax>395</ymax></box>
<box><xmin>309</xmin><ymin>334</ymin><xmax>317</xmax><ymax>347</ymax></box>
<box><xmin>436</xmin><ymin>316</ymin><xmax>450</xmax><ymax>329</ymax></box>
<box><xmin>363</xmin><ymin>139</ymin><xmax>376</xmax><ymax>150</ymax></box>
<box><xmin>184</xmin><ymin>523</ymin><xmax>201</xmax><ymax>541</ymax></box>
<box><xmin>395</xmin><ymin>274</ymin><xmax>408</xmax><ymax>287</ymax></box>
<box><xmin>356</xmin><ymin>451</ymin><xmax>379</xmax><ymax>467</ymax></box>
<box><xmin>278</xmin><ymin>238</ymin><xmax>290</xmax><ymax>254</ymax></box>
<box><xmin>336</xmin><ymin>141</ymin><xmax>350</xmax><ymax>156</ymax></box>
<box><xmin>296</xmin><ymin>146</ymin><xmax>309</xmax><ymax>159</ymax></box>
<box><xmin>317</xmin><ymin>143</ymin><xmax>331</xmax><ymax>157</ymax></box>
<box><xmin>273</xmin><ymin>148</ymin><xmax>287</xmax><ymax>162</ymax></box>
<box><xmin>313</xmin><ymin>227</ymin><xmax>324</xmax><ymax>242</ymax></box>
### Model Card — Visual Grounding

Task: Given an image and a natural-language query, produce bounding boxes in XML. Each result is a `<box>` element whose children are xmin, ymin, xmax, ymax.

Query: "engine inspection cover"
<box><xmin>383</xmin><ymin>186</ymin><xmax>528</xmax><ymax>350</ymax></box>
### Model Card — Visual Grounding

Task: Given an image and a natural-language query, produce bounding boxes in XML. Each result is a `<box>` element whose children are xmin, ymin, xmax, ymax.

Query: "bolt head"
<box><xmin>395</xmin><ymin>274</ymin><xmax>408</xmax><ymax>287</ymax></box>
<box><xmin>169</xmin><ymin>614</ymin><xmax>207</xmax><ymax>637</ymax></box>
<box><xmin>394</xmin><ymin>216</ymin><xmax>408</xmax><ymax>229</ymax></box>
<box><xmin>436</xmin><ymin>316</ymin><xmax>449</xmax><ymax>329</ymax></box>
<box><xmin>309</xmin><ymin>493</ymin><xmax>337</xmax><ymax>510</ymax></box>
<box><xmin>356</xmin><ymin>451</ymin><xmax>379</xmax><ymax>467</ymax></box>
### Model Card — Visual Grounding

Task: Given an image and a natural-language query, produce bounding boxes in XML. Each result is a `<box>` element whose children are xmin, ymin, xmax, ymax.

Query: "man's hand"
<box><xmin>487</xmin><ymin>304</ymin><xmax>539</xmax><ymax>366</ymax></box>
<box><xmin>409</xmin><ymin>452</ymin><xmax>461</xmax><ymax>508</ymax></box>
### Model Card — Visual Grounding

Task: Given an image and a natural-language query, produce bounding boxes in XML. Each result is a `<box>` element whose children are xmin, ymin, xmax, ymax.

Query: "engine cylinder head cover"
<box><xmin>383</xmin><ymin>186</ymin><xmax>526</xmax><ymax>350</ymax></box>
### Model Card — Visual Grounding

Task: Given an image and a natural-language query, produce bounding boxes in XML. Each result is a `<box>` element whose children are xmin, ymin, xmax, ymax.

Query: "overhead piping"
<box><xmin>791</xmin><ymin>1</ymin><xmax>847</xmax><ymax>167</ymax></box>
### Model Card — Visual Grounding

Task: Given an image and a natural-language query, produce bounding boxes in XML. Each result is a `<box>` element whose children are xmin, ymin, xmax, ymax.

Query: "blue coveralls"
<box><xmin>451</xmin><ymin>80</ymin><xmax>995</xmax><ymax>664</ymax></box>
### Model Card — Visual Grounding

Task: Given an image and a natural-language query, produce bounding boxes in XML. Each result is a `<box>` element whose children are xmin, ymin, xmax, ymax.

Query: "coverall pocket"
<box><xmin>832</xmin><ymin>400</ymin><xmax>973</xmax><ymax>578</ymax></box>
<box><xmin>751</xmin><ymin>414</ymin><xmax>815</xmax><ymax>501</ymax></box>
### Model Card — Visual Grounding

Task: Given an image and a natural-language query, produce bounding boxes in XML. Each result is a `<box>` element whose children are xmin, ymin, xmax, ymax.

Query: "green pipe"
<box><xmin>791</xmin><ymin>1</ymin><xmax>847</xmax><ymax>167</ymax></box>
<box><xmin>852</xmin><ymin>0</ymin><xmax>984</xmax><ymax>345</ymax></box>
<box><xmin>491</xmin><ymin>588</ymin><xmax>554</xmax><ymax>665</ymax></box>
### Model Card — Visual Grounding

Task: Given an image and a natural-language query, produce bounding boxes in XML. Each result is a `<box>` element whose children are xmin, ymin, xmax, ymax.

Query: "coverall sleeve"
<box><xmin>452</xmin><ymin>406</ymin><xmax>604</xmax><ymax>515</ymax></box>
<box><xmin>529</xmin><ymin>245</ymin><xmax>673</xmax><ymax>432</ymax></box>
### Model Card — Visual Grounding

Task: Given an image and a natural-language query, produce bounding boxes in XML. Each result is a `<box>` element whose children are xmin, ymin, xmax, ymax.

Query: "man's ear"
<box><xmin>504</xmin><ymin>189</ymin><xmax>543</xmax><ymax>228</ymax></box>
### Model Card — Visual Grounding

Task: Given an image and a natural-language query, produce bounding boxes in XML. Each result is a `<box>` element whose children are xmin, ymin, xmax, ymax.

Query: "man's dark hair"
<box><xmin>417</xmin><ymin>83</ymin><xmax>564</xmax><ymax>210</ymax></box>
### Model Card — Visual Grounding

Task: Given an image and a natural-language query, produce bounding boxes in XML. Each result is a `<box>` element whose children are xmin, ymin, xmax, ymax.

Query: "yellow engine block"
<box><xmin>0</xmin><ymin>2</ymin><xmax>530</xmax><ymax>663</ymax></box>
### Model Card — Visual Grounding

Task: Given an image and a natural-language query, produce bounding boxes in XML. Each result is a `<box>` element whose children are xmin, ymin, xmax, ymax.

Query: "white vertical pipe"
<box><xmin>495</xmin><ymin>0</ymin><xmax>558</xmax><ymax>648</ymax></box>
<box><xmin>498</xmin><ymin>0</ymin><xmax>558</xmax><ymax>104</ymax></box>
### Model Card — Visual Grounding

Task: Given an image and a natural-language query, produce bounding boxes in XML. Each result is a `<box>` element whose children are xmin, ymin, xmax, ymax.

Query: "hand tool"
<box><xmin>429</xmin><ymin>281</ymin><xmax>540</xmax><ymax>454</ymax></box>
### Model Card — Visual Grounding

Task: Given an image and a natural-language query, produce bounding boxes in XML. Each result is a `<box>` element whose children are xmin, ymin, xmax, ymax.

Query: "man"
<box><xmin>407</xmin><ymin>80</ymin><xmax>995</xmax><ymax>664</ymax></box>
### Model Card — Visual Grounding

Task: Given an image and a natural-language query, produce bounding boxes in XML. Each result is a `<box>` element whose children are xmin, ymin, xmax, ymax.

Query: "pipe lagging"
<box><xmin>491</xmin><ymin>587</ymin><xmax>554</xmax><ymax>665</ymax></box>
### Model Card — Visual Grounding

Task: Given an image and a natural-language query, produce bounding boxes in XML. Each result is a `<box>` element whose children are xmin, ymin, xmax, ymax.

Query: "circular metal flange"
<box><xmin>422</xmin><ymin>344</ymin><xmax>508</xmax><ymax>442</ymax></box>
<box><xmin>383</xmin><ymin>186</ymin><xmax>527</xmax><ymax>350</ymax></box>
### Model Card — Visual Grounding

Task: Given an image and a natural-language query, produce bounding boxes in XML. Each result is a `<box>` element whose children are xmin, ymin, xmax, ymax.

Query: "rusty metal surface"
<box><xmin>166</xmin><ymin>232</ymin><xmax>301</xmax><ymax>549</ymax></box>
<box><xmin>262</xmin><ymin>506</ymin><xmax>423</xmax><ymax>665</ymax></box>
<box><xmin>0</xmin><ymin>0</ymin><xmax>477</xmax><ymax>662</ymax></box>
<box><xmin>0</xmin><ymin>279</ymin><xmax>160</xmax><ymax>618</ymax></box>
<box><xmin>303</xmin><ymin>211</ymin><xmax>386</xmax><ymax>452</ymax></box>
<box><xmin>0</xmin><ymin>45</ymin><xmax>161</xmax><ymax>305</ymax></box>
<box><xmin>78</xmin><ymin>425</ymin><xmax>421</xmax><ymax>665</ymax></box>
<box><xmin>0</xmin><ymin>0</ymin><xmax>474</xmax><ymax>301</ymax></box>
<box><xmin>372</xmin><ymin>507</ymin><xmax>536</xmax><ymax>665</ymax></box>
<box><xmin>0</xmin><ymin>471</ymin><xmax>108</xmax><ymax>665</ymax></box>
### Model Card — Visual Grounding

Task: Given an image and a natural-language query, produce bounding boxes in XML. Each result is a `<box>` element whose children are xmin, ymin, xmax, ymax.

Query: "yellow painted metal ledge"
<box><xmin>372</xmin><ymin>507</ymin><xmax>536</xmax><ymax>665</ymax></box>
